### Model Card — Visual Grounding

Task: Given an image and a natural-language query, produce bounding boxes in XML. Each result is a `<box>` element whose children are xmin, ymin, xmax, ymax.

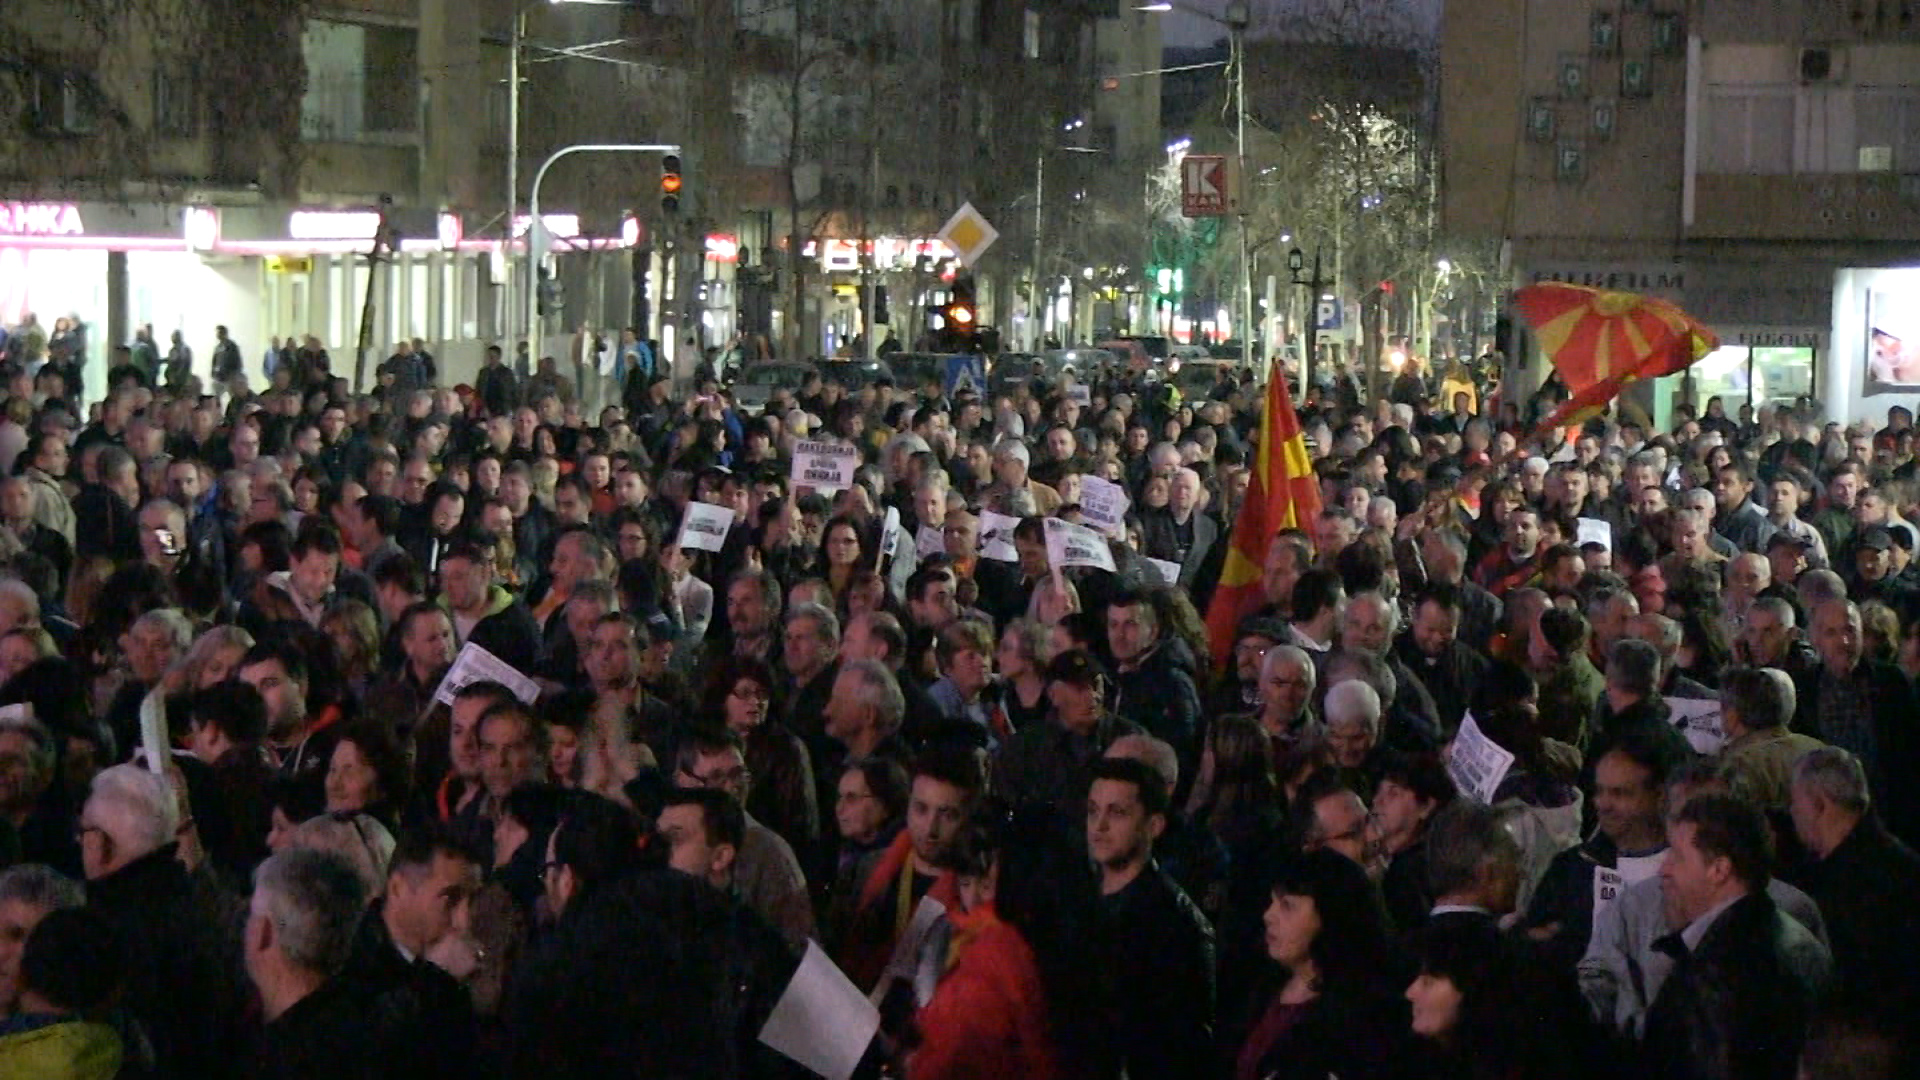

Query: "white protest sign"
<box><xmin>678</xmin><ymin>502</ymin><xmax>735</xmax><ymax>553</ymax></box>
<box><xmin>1079</xmin><ymin>475</ymin><xmax>1130</xmax><ymax>537</ymax></box>
<box><xmin>1066</xmin><ymin>383</ymin><xmax>1092</xmax><ymax>407</ymax></box>
<box><xmin>1667</xmin><ymin>697</ymin><xmax>1727</xmax><ymax>755</ymax></box>
<box><xmin>1592</xmin><ymin>866</ymin><xmax>1624</xmax><ymax>930</ymax></box>
<box><xmin>1446</xmin><ymin>714</ymin><xmax>1516</xmax><ymax>804</ymax></box>
<box><xmin>759</xmin><ymin>941</ymin><xmax>880</xmax><ymax>1080</ymax></box>
<box><xmin>915</xmin><ymin>524</ymin><xmax>946</xmax><ymax>560</ymax></box>
<box><xmin>871</xmin><ymin>895</ymin><xmax>947</xmax><ymax>1007</ymax></box>
<box><xmin>979</xmin><ymin>511</ymin><xmax>1020</xmax><ymax>562</ymax></box>
<box><xmin>140</xmin><ymin>691</ymin><xmax>169</xmax><ymax>776</ymax></box>
<box><xmin>1577</xmin><ymin>517</ymin><xmax>1613</xmax><ymax>551</ymax></box>
<box><xmin>0</xmin><ymin>704</ymin><xmax>29</xmax><ymax>724</ymax></box>
<box><xmin>879</xmin><ymin>507</ymin><xmax>903</xmax><ymax>561</ymax></box>
<box><xmin>433</xmin><ymin>641</ymin><xmax>542</xmax><ymax>707</ymax></box>
<box><xmin>1146</xmin><ymin>557</ymin><xmax>1182</xmax><ymax>585</ymax></box>
<box><xmin>789</xmin><ymin>439</ymin><xmax>859</xmax><ymax>492</ymax></box>
<box><xmin>1043</xmin><ymin>516</ymin><xmax>1116</xmax><ymax>572</ymax></box>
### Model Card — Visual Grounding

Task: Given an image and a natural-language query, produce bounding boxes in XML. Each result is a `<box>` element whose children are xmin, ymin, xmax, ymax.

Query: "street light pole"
<box><xmin>526</xmin><ymin>143</ymin><xmax>682</xmax><ymax>367</ymax></box>
<box><xmin>1227</xmin><ymin>3</ymin><xmax>1253</xmax><ymax>375</ymax></box>
<box><xmin>508</xmin><ymin>8</ymin><xmax>523</xmax><ymax>369</ymax></box>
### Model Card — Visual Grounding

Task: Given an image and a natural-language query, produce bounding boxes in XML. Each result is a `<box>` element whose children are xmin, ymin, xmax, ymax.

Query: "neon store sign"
<box><xmin>0</xmin><ymin>203</ymin><xmax>84</xmax><ymax>237</ymax></box>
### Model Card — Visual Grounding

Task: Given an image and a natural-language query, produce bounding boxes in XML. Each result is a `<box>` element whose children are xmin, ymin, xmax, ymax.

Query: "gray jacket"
<box><xmin>1579</xmin><ymin>871</ymin><xmax>1826</xmax><ymax>1037</ymax></box>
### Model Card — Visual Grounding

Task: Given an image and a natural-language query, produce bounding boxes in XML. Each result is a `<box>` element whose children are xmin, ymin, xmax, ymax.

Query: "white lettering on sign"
<box><xmin>0</xmin><ymin>203</ymin><xmax>84</xmax><ymax>237</ymax></box>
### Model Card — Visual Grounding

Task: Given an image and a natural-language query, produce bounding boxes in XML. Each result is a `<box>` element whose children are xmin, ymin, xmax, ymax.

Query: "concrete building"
<box><xmin>1441</xmin><ymin>0</ymin><xmax>1920</xmax><ymax>426</ymax></box>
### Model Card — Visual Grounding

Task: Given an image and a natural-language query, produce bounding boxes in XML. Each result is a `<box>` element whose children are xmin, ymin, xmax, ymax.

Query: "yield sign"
<box><xmin>1181</xmin><ymin>154</ymin><xmax>1233</xmax><ymax>217</ymax></box>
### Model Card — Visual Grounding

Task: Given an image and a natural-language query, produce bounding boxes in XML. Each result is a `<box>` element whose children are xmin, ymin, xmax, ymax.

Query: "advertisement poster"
<box><xmin>1866</xmin><ymin>287</ymin><xmax>1920</xmax><ymax>394</ymax></box>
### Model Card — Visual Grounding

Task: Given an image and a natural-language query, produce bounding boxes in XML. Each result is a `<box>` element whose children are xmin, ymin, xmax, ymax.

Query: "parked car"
<box><xmin>817</xmin><ymin>359</ymin><xmax>887</xmax><ymax>393</ymax></box>
<box><xmin>1040</xmin><ymin>348</ymin><xmax>1120</xmax><ymax>382</ymax></box>
<box><xmin>731</xmin><ymin>361</ymin><xmax>815</xmax><ymax>411</ymax></box>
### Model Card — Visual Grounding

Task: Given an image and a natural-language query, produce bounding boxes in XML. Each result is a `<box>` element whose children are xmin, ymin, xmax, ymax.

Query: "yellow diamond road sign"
<box><xmin>938</xmin><ymin>202</ymin><xmax>998</xmax><ymax>267</ymax></box>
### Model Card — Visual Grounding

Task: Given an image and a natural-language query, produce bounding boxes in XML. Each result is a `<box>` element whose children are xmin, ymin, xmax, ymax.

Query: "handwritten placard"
<box><xmin>789</xmin><ymin>439</ymin><xmax>859</xmax><ymax>492</ymax></box>
<box><xmin>1079</xmin><ymin>475</ymin><xmax>1131</xmax><ymax>537</ymax></box>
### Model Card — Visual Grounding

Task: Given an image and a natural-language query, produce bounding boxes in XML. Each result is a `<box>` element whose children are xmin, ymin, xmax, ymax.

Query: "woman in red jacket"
<box><xmin>908</xmin><ymin>802</ymin><xmax>1096</xmax><ymax>1080</ymax></box>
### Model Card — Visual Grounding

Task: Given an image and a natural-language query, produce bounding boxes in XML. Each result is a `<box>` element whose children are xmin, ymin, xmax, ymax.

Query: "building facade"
<box><xmin>1441</xmin><ymin>0</ymin><xmax>1920</xmax><ymax>425</ymax></box>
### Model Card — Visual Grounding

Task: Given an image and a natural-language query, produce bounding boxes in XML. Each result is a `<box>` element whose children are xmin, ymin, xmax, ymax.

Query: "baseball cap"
<box><xmin>1765</xmin><ymin>531</ymin><xmax>1813</xmax><ymax>553</ymax></box>
<box><xmin>1857</xmin><ymin>525</ymin><xmax>1894</xmax><ymax>552</ymax></box>
<box><xmin>1044</xmin><ymin>649</ymin><xmax>1107</xmax><ymax>689</ymax></box>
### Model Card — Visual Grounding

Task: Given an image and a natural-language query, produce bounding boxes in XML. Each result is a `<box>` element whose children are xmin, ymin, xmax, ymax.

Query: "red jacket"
<box><xmin>910</xmin><ymin>904</ymin><xmax>1059</xmax><ymax>1080</ymax></box>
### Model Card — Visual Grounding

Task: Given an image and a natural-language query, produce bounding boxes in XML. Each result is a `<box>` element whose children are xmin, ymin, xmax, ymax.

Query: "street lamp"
<box><xmin>1139</xmin><ymin>1</ymin><xmax>1254</xmax><ymax>375</ymax></box>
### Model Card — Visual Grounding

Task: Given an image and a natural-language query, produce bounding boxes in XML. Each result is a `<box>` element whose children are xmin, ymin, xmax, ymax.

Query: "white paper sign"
<box><xmin>140</xmin><ymin>691</ymin><xmax>168</xmax><ymax>776</ymax></box>
<box><xmin>1447</xmin><ymin>714</ymin><xmax>1516</xmax><ymax>804</ymax></box>
<box><xmin>789</xmin><ymin>439</ymin><xmax>859</xmax><ymax>492</ymax></box>
<box><xmin>1066</xmin><ymin>383</ymin><xmax>1092</xmax><ymax>407</ymax></box>
<box><xmin>433</xmin><ymin>641</ymin><xmax>543</xmax><ymax>707</ymax></box>
<box><xmin>1079</xmin><ymin>475</ymin><xmax>1131</xmax><ymax>536</ymax></box>
<box><xmin>880</xmin><ymin>506</ymin><xmax>902</xmax><ymax>561</ymax></box>
<box><xmin>1667</xmin><ymin>697</ymin><xmax>1727</xmax><ymax>755</ymax></box>
<box><xmin>1592</xmin><ymin>865</ymin><xmax>1624</xmax><ymax>931</ymax></box>
<box><xmin>915</xmin><ymin>524</ymin><xmax>946</xmax><ymax>560</ymax></box>
<box><xmin>979</xmin><ymin>511</ymin><xmax>1020</xmax><ymax>562</ymax></box>
<box><xmin>1043</xmin><ymin>516</ymin><xmax>1116</xmax><ymax>572</ymax></box>
<box><xmin>678</xmin><ymin>502</ymin><xmax>735</xmax><ymax>553</ymax></box>
<box><xmin>1146</xmin><ymin>557</ymin><xmax>1182</xmax><ymax>585</ymax></box>
<box><xmin>758</xmin><ymin>941</ymin><xmax>880</xmax><ymax>1080</ymax></box>
<box><xmin>1577</xmin><ymin>517</ymin><xmax>1613</xmax><ymax>551</ymax></box>
<box><xmin>0</xmin><ymin>704</ymin><xmax>30</xmax><ymax>724</ymax></box>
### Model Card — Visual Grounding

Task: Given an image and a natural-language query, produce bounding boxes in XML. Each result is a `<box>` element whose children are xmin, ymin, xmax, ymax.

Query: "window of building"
<box><xmin>301</xmin><ymin>20</ymin><xmax>418</xmax><ymax>142</ymax></box>
<box><xmin>1702</xmin><ymin>87</ymin><xmax>1794</xmax><ymax>174</ymax></box>
<box><xmin>32</xmin><ymin>72</ymin><xmax>97</xmax><ymax>136</ymax></box>
<box><xmin>153</xmin><ymin>70</ymin><xmax>196</xmax><ymax>138</ymax></box>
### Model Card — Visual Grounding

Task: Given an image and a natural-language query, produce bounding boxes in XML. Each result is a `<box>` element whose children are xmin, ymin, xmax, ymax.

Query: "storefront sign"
<box><xmin>1527</xmin><ymin>264</ymin><xmax>1684</xmax><ymax>296</ymax></box>
<box><xmin>0</xmin><ymin>203</ymin><xmax>84</xmax><ymax>237</ymax></box>
<box><xmin>288</xmin><ymin>210</ymin><xmax>383</xmax><ymax>241</ymax></box>
<box><xmin>1724</xmin><ymin>328</ymin><xmax>1826</xmax><ymax>350</ymax></box>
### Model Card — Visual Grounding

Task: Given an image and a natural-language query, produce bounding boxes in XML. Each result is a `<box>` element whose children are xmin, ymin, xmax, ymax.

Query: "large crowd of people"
<box><xmin>0</xmin><ymin>335</ymin><xmax>1913</xmax><ymax>1080</ymax></box>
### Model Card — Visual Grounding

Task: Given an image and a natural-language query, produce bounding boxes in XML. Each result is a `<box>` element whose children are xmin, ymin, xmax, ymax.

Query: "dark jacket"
<box><xmin>991</xmin><ymin>712</ymin><xmax>1146</xmax><ymax>819</ymax></box>
<box><xmin>1234</xmin><ymin>980</ymin><xmax>1408</xmax><ymax>1080</ymax></box>
<box><xmin>1391</xmin><ymin>633</ymin><xmax>1489</xmax><ymax>737</ymax></box>
<box><xmin>505</xmin><ymin>868</ymin><xmax>800</xmax><ymax>1080</ymax></box>
<box><xmin>451</xmin><ymin>585</ymin><xmax>543</xmax><ymax>677</ymax></box>
<box><xmin>1094</xmin><ymin>866</ymin><xmax>1216</xmax><ymax>1080</ymax></box>
<box><xmin>1517</xmin><ymin>832</ymin><xmax>1657</xmax><ymax>971</ymax></box>
<box><xmin>1792</xmin><ymin>658</ymin><xmax>1920</xmax><ymax>839</ymax></box>
<box><xmin>1138</xmin><ymin>506</ymin><xmax>1221</xmax><ymax>588</ymax></box>
<box><xmin>87</xmin><ymin>847</ymin><xmax>247</xmax><ymax>1080</ymax></box>
<box><xmin>1793</xmin><ymin>816</ymin><xmax>1920</xmax><ymax>1017</ymax></box>
<box><xmin>1110</xmin><ymin>635</ymin><xmax>1203</xmax><ymax>773</ymax></box>
<box><xmin>1641</xmin><ymin>890</ymin><xmax>1831</xmax><ymax>1080</ymax></box>
<box><xmin>256</xmin><ymin>979</ymin><xmax>383</xmax><ymax>1080</ymax></box>
<box><xmin>71</xmin><ymin>483</ymin><xmax>139</xmax><ymax>563</ymax></box>
<box><xmin>342</xmin><ymin>904</ymin><xmax>480</xmax><ymax>1080</ymax></box>
<box><xmin>475</xmin><ymin>363</ymin><xmax>521</xmax><ymax>418</ymax></box>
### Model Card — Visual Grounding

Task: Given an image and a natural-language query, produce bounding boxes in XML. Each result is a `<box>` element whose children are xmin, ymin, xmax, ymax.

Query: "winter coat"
<box><xmin>1110</xmin><ymin>634</ymin><xmax>1203</xmax><ymax>772</ymax></box>
<box><xmin>445</xmin><ymin>584</ymin><xmax>543</xmax><ymax>677</ymax></box>
<box><xmin>1794</xmin><ymin>816</ymin><xmax>1920</xmax><ymax>1017</ymax></box>
<box><xmin>909</xmin><ymin>905</ymin><xmax>1059</xmax><ymax>1080</ymax></box>
<box><xmin>0</xmin><ymin>1017</ymin><xmax>122</xmax><ymax>1080</ymax></box>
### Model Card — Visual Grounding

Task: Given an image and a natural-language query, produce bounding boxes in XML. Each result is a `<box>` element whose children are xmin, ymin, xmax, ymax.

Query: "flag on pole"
<box><xmin>1512</xmin><ymin>282</ymin><xmax>1718</xmax><ymax>433</ymax></box>
<box><xmin>1204</xmin><ymin>364</ymin><xmax>1321</xmax><ymax>668</ymax></box>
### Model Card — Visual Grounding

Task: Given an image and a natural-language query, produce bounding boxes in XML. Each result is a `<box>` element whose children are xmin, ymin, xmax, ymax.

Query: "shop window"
<box><xmin>153</xmin><ymin>70</ymin><xmax>197</xmax><ymax>138</ymax></box>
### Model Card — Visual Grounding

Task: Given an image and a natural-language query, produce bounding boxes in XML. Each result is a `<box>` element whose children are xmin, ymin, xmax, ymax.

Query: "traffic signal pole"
<box><xmin>525</xmin><ymin>142</ymin><xmax>682</xmax><ymax>373</ymax></box>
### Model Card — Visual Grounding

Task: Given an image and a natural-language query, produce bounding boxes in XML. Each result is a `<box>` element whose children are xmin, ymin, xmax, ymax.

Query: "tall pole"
<box><xmin>1031</xmin><ymin>148</ymin><xmax>1044</xmax><ymax>351</ymax></box>
<box><xmin>508</xmin><ymin>8</ymin><xmax>523</xmax><ymax>369</ymax></box>
<box><xmin>1230</xmin><ymin>8</ymin><xmax>1253</xmax><ymax>374</ymax></box>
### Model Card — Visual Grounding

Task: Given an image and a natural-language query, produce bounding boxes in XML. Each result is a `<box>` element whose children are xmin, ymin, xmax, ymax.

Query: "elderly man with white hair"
<box><xmin>81</xmin><ymin>764</ymin><xmax>248</xmax><ymax>1079</ymax></box>
<box><xmin>1255</xmin><ymin>644</ymin><xmax>1319</xmax><ymax>744</ymax></box>
<box><xmin>982</xmin><ymin>437</ymin><xmax>1061</xmax><ymax>516</ymax></box>
<box><xmin>1323</xmin><ymin>679</ymin><xmax>1384</xmax><ymax>787</ymax></box>
<box><xmin>1139</xmin><ymin>466</ymin><xmax>1219</xmax><ymax>587</ymax></box>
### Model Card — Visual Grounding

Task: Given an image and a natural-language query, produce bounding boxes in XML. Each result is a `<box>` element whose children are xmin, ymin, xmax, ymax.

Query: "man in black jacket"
<box><xmin>1798</xmin><ymin>598</ymin><xmax>1920</xmax><ymax>839</ymax></box>
<box><xmin>344</xmin><ymin>828</ymin><xmax>482</xmax><ymax>1080</ymax></box>
<box><xmin>72</xmin><ymin>444</ymin><xmax>141</xmax><ymax>564</ymax></box>
<box><xmin>475</xmin><ymin>344</ymin><xmax>520</xmax><ymax>418</ymax></box>
<box><xmin>1087</xmin><ymin>756</ymin><xmax>1215</xmax><ymax>1080</ymax></box>
<box><xmin>1392</xmin><ymin>582</ymin><xmax>1488</xmax><ymax>737</ymax></box>
<box><xmin>1106</xmin><ymin>589</ymin><xmax>1202</xmax><ymax>779</ymax></box>
<box><xmin>245</xmin><ymin>848</ymin><xmax>380</xmax><ymax>1080</ymax></box>
<box><xmin>1644</xmin><ymin>794</ymin><xmax>1830</xmax><ymax>1080</ymax></box>
<box><xmin>440</xmin><ymin>541</ymin><xmax>543</xmax><ymax>676</ymax></box>
<box><xmin>1789</xmin><ymin>746</ymin><xmax>1920</xmax><ymax>1018</ymax></box>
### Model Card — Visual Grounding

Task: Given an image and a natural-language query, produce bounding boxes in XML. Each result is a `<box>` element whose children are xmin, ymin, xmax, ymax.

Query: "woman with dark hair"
<box><xmin>323</xmin><ymin>721</ymin><xmax>411</xmax><ymax>832</ymax></box>
<box><xmin>1404</xmin><ymin>916</ymin><xmax>1601</xmax><ymax>1079</ymax></box>
<box><xmin>1673</xmin><ymin>604</ymin><xmax>1732</xmax><ymax>688</ymax></box>
<box><xmin>701</xmin><ymin>655</ymin><xmax>817</xmax><ymax>852</ymax></box>
<box><xmin>820</xmin><ymin>514</ymin><xmax>870</xmax><ymax>601</ymax></box>
<box><xmin>909</xmin><ymin>800</ymin><xmax>1097</xmax><ymax>1080</ymax></box>
<box><xmin>1231</xmin><ymin>848</ymin><xmax>1406</xmax><ymax>1080</ymax></box>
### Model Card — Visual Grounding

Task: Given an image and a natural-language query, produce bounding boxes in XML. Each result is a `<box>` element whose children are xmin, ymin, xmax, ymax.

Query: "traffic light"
<box><xmin>940</xmin><ymin>272</ymin><xmax>978</xmax><ymax>351</ymax></box>
<box><xmin>536</xmin><ymin>266</ymin><xmax>564</xmax><ymax>317</ymax></box>
<box><xmin>661</xmin><ymin>154</ymin><xmax>682</xmax><ymax>214</ymax></box>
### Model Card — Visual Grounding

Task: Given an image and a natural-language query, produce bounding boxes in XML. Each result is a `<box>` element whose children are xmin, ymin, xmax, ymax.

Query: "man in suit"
<box><xmin>1139</xmin><ymin>466</ymin><xmax>1219</xmax><ymax>589</ymax></box>
<box><xmin>1644</xmin><ymin>794</ymin><xmax>1830</xmax><ymax>1080</ymax></box>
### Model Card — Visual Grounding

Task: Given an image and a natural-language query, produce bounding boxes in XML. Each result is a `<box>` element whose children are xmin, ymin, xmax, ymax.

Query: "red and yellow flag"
<box><xmin>1204</xmin><ymin>363</ymin><xmax>1321</xmax><ymax>668</ymax></box>
<box><xmin>1512</xmin><ymin>282</ymin><xmax>1718</xmax><ymax>432</ymax></box>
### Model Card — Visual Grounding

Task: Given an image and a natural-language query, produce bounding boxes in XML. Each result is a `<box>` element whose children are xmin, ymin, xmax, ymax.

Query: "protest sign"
<box><xmin>678</xmin><ymin>502</ymin><xmax>735</xmax><ymax>553</ymax></box>
<box><xmin>1592</xmin><ymin>866</ymin><xmax>1624</xmax><ymax>929</ymax></box>
<box><xmin>1577</xmin><ymin>517</ymin><xmax>1613</xmax><ymax>551</ymax></box>
<box><xmin>979</xmin><ymin>511</ymin><xmax>1020</xmax><ymax>562</ymax></box>
<box><xmin>915</xmin><ymin>524</ymin><xmax>946</xmax><ymax>560</ymax></box>
<box><xmin>1667</xmin><ymin>697</ymin><xmax>1727</xmax><ymax>755</ymax></box>
<box><xmin>880</xmin><ymin>507</ymin><xmax>902</xmax><ymax>561</ymax></box>
<box><xmin>1447</xmin><ymin>714</ymin><xmax>1516</xmax><ymax>804</ymax></box>
<box><xmin>1065</xmin><ymin>383</ymin><xmax>1092</xmax><ymax>407</ymax></box>
<box><xmin>788</xmin><ymin>440</ymin><xmax>859</xmax><ymax>492</ymax></box>
<box><xmin>759</xmin><ymin>942</ymin><xmax>880</xmax><ymax>1080</ymax></box>
<box><xmin>434</xmin><ymin>641</ymin><xmax>542</xmax><ymax>707</ymax></box>
<box><xmin>1043</xmin><ymin>516</ymin><xmax>1116</xmax><ymax>572</ymax></box>
<box><xmin>1079</xmin><ymin>475</ymin><xmax>1130</xmax><ymax>537</ymax></box>
<box><xmin>1145</xmin><ymin>558</ymin><xmax>1182</xmax><ymax>585</ymax></box>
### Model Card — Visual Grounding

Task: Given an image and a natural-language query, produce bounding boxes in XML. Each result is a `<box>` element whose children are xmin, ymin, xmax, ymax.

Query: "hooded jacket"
<box><xmin>443</xmin><ymin>583</ymin><xmax>542</xmax><ymax>677</ymax></box>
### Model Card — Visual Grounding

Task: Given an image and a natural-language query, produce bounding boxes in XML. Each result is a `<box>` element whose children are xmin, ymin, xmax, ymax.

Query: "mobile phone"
<box><xmin>156</xmin><ymin>529</ymin><xmax>181</xmax><ymax>557</ymax></box>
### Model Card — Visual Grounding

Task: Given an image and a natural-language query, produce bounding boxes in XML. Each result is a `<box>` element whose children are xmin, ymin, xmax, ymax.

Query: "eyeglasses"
<box><xmin>730</xmin><ymin>686</ymin><xmax>770</xmax><ymax>704</ymax></box>
<box><xmin>836</xmin><ymin>790</ymin><xmax>876</xmax><ymax>806</ymax></box>
<box><xmin>681</xmin><ymin>766</ymin><xmax>751</xmax><ymax>789</ymax></box>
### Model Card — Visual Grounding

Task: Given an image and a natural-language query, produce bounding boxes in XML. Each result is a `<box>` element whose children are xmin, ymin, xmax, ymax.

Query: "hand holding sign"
<box><xmin>678</xmin><ymin>502</ymin><xmax>735</xmax><ymax>553</ymax></box>
<box><xmin>789</xmin><ymin>440</ymin><xmax>859</xmax><ymax>493</ymax></box>
<box><xmin>1078</xmin><ymin>475</ymin><xmax>1131</xmax><ymax>538</ymax></box>
<box><xmin>1446</xmin><ymin>715</ymin><xmax>1516</xmax><ymax>804</ymax></box>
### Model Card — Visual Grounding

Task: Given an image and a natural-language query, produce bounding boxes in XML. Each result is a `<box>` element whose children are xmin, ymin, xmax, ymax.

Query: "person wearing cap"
<box><xmin>1844</xmin><ymin>526</ymin><xmax>1919</xmax><ymax>620</ymax></box>
<box><xmin>990</xmin><ymin>649</ymin><xmax>1144</xmax><ymax>820</ymax></box>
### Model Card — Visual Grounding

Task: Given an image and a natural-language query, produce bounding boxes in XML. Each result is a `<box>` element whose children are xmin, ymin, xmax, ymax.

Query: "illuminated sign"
<box><xmin>511</xmin><ymin>213</ymin><xmax>581</xmax><ymax>239</ymax></box>
<box><xmin>799</xmin><ymin>236</ymin><xmax>956</xmax><ymax>272</ymax></box>
<box><xmin>183</xmin><ymin>207</ymin><xmax>220</xmax><ymax>251</ymax></box>
<box><xmin>0</xmin><ymin>203</ymin><xmax>84</xmax><ymax>237</ymax></box>
<box><xmin>705</xmin><ymin>233</ymin><xmax>739</xmax><ymax>262</ymax></box>
<box><xmin>288</xmin><ymin>211</ymin><xmax>382</xmax><ymax>241</ymax></box>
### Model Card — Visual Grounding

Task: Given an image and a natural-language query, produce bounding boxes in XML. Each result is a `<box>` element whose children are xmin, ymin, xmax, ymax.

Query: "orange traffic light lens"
<box><xmin>950</xmin><ymin>305</ymin><xmax>974</xmax><ymax>326</ymax></box>
<box><xmin>661</xmin><ymin>175</ymin><xmax>682</xmax><ymax>194</ymax></box>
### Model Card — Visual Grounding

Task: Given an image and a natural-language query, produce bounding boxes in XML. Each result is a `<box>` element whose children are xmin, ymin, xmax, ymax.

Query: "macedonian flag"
<box><xmin>1513</xmin><ymin>282</ymin><xmax>1718</xmax><ymax>432</ymax></box>
<box><xmin>1204</xmin><ymin>362</ymin><xmax>1321</xmax><ymax>669</ymax></box>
